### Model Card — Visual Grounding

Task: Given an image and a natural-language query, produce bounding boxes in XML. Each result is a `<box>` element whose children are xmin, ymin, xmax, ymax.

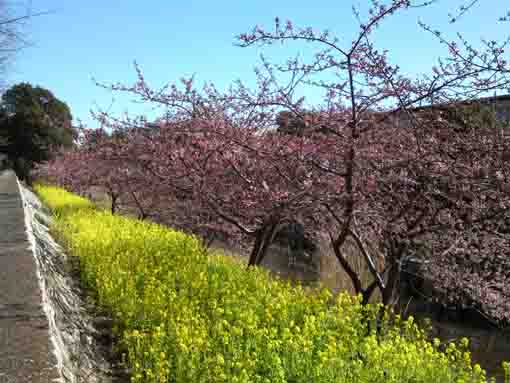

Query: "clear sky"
<box><xmin>8</xmin><ymin>0</ymin><xmax>509</xmax><ymax>129</ymax></box>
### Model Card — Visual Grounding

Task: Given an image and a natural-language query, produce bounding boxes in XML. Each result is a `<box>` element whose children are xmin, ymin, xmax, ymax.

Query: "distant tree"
<box><xmin>0</xmin><ymin>2</ymin><xmax>52</xmax><ymax>88</ymax></box>
<box><xmin>0</xmin><ymin>2</ymin><xmax>26</xmax><ymax>87</ymax></box>
<box><xmin>0</xmin><ymin>83</ymin><xmax>75</xmax><ymax>180</ymax></box>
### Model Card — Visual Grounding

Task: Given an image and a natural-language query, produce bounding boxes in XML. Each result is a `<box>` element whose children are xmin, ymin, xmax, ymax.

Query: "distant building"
<box><xmin>407</xmin><ymin>94</ymin><xmax>510</xmax><ymax>123</ymax></box>
<box><xmin>277</xmin><ymin>94</ymin><xmax>510</xmax><ymax>137</ymax></box>
<box><xmin>476</xmin><ymin>94</ymin><xmax>510</xmax><ymax>122</ymax></box>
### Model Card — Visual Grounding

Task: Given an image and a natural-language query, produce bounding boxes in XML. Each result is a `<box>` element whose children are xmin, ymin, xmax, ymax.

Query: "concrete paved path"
<box><xmin>0</xmin><ymin>170</ymin><xmax>59</xmax><ymax>383</ymax></box>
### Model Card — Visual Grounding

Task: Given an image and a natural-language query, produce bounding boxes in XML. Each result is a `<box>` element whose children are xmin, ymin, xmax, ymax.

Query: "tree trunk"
<box><xmin>248</xmin><ymin>222</ymin><xmax>280</xmax><ymax>267</ymax></box>
<box><xmin>110</xmin><ymin>193</ymin><xmax>118</xmax><ymax>215</ymax></box>
<box><xmin>330</xmin><ymin>238</ymin><xmax>363</xmax><ymax>295</ymax></box>
<box><xmin>361</xmin><ymin>280</ymin><xmax>379</xmax><ymax>305</ymax></box>
<box><xmin>381</xmin><ymin>261</ymin><xmax>400</xmax><ymax>308</ymax></box>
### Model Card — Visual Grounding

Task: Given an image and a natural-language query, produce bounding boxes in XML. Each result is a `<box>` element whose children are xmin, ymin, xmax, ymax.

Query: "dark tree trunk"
<box><xmin>110</xmin><ymin>193</ymin><xmax>118</xmax><ymax>215</ymax></box>
<box><xmin>248</xmin><ymin>221</ymin><xmax>281</xmax><ymax>267</ymax></box>
<box><xmin>381</xmin><ymin>238</ymin><xmax>407</xmax><ymax>309</ymax></box>
<box><xmin>130</xmin><ymin>191</ymin><xmax>148</xmax><ymax>220</ymax></box>
<box><xmin>381</xmin><ymin>261</ymin><xmax>400</xmax><ymax>307</ymax></box>
<box><xmin>361</xmin><ymin>280</ymin><xmax>379</xmax><ymax>305</ymax></box>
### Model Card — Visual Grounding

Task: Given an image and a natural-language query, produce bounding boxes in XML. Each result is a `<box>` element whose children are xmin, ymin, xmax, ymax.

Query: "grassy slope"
<box><xmin>36</xmin><ymin>184</ymin><xmax>506</xmax><ymax>383</ymax></box>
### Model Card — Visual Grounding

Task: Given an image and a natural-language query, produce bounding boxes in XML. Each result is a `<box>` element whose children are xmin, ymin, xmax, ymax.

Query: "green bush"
<box><xmin>36</xmin><ymin>184</ymin><xmax>503</xmax><ymax>383</ymax></box>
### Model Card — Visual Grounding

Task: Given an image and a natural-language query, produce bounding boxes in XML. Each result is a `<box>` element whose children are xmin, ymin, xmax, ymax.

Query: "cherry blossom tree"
<box><xmin>234</xmin><ymin>0</ymin><xmax>510</xmax><ymax>309</ymax></box>
<box><xmin>37</xmin><ymin>0</ymin><xmax>510</xmax><ymax>323</ymax></box>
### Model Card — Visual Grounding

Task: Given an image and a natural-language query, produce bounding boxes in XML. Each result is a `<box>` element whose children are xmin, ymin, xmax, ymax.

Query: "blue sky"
<box><xmin>8</xmin><ymin>0</ymin><xmax>509</xmax><ymax>129</ymax></box>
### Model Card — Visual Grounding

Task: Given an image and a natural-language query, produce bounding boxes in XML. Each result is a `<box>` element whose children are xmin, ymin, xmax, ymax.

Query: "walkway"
<box><xmin>0</xmin><ymin>170</ymin><xmax>59</xmax><ymax>382</ymax></box>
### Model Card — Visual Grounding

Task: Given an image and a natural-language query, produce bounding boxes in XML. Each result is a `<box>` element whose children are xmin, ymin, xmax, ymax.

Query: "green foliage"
<box><xmin>502</xmin><ymin>361</ymin><xmax>510</xmax><ymax>381</ymax></box>
<box><xmin>36</xmin><ymin>184</ymin><xmax>504</xmax><ymax>383</ymax></box>
<box><xmin>0</xmin><ymin>83</ymin><xmax>75</xmax><ymax>180</ymax></box>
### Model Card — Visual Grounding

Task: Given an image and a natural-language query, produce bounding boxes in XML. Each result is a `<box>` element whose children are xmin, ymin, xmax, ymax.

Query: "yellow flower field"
<box><xmin>35</xmin><ymin>184</ymin><xmax>505</xmax><ymax>383</ymax></box>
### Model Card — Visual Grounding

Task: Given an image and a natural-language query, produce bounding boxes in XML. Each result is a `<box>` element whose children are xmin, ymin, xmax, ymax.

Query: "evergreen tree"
<box><xmin>0</xmin><ymin>83</ymin><xmax>76</xmax><ymax>180</ymax></box>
